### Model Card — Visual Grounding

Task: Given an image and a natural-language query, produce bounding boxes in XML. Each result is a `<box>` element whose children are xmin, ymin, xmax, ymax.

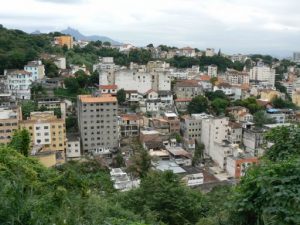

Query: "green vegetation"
<box><xmin>9</xmin><ymin>129</ymin><xmax>30</xmax><ymax>157</ymax></box>
<box><xmin>117</xmin><ymin>88</ymin><xmax>126</xmax><ymax>105</ymax></box>
<box><xmin>192</xmin><ymin>142</ymin><xmax>205</xmax><ymax>166</ymax></box>
<box><xmin>253</xmin><ymin>110</ymin><xmax>275</xmax><ymax>127</ymax></box>
<box><xmin>232</xmin><ymin>97</ymin><xmax>263</xmax><ymax>114</ymax></box>
<box><xmin>1</xmin><ymin>125</ymin><xmax>299</xmax><ymax>225</ymax></box>
<box><xmin>187</xmin><ymin>95</ymin><xmax>209</xmax><ymax>114</ymax></box>
<box><xmin>271</xmin><ymin>96</ymin><xmax>296</xmax><ymax>109</ymax></box>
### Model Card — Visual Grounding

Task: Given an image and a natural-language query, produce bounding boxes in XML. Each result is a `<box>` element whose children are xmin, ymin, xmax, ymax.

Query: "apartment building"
<box><xmin>77</xmin><ymin>94</ymin><xmax>119</xmax><ymax>155</ymax></box>
<box><xmin>120</xmin><ymin>114</ymin><xmax>140</xmax><ymax>137</ymax></box>
<box><xmin>37</xmin><ymin>97</ymin><xmax>67</xmax><ymax>119</ymax></box>
<box><xmin>225</xmin><ymin>69</ymin><xmax>249</xmax><ymax>85</ymax></box>
<box><xmin>250</xmin><ymin>65</ymin><xmax>275</xmax><ymax>87</ymax></box>
<box><xmin>24</xmin><ymin>60</ymin><xmax>45</xmax><ymax>81</ymax></box>
<box><xmin>208</xmin><ymin>65</ymin><xmax>218</xmax><ymax>77</ymax></box>
<box><xmin>0</xmin><ymin>106</ymin><xmax>22</xmax><ymax>145</ymax></box>
<box><xmin>54</xmin><ymin>35</ymin><xmax>73</xmax><ymax>49</ymax></box>
<box><xmin>4</xmin><ymin>69</ymin><xmax>33</xmax><ymax>100</ymax></box>
<box><xmin>174</xmin><ymin>80</ymin><xmax>203</xmax><ymax>99</ymax></box>
<box><xmin>20</xmin><ymin>111</ymin><xmax>66</xmax><ymax>162</ymax></box>
<box><xmin>66</xmin><ymin>134</ymin><xmax>81</xmax><ymax>160</ymax></box>
<box><xmin>163</xmin><ymin>112</ymin><xmax>180</xmax><ymax>134</ymax></box>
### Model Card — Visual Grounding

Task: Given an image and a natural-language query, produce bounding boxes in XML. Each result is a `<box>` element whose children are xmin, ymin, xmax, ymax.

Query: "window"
<box><xmin>44</xmin><ymin>126</ymin><xmax>48</xmax><ymax>129</ymax></box>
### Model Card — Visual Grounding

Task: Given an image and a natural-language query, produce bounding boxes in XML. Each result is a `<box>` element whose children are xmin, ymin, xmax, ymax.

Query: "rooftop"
<box><xmin>78</xmin><ymin>94</ymin><xmax>117</xmax><ymax>103</ymax></box>
<box><xmin>99</xmin><ymin>84</ymin><xmax>118</xmax><ymax>89</ymax></box>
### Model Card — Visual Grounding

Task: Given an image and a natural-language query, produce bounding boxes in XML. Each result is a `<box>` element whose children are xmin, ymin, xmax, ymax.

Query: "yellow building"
<box><xmin>292</xmin><ymin>89</ymin><xmax>300</xmax><ymax>107</ymax></box>
<box><xmin>54</xmin><ymin>35</ymin><xmax>73</xmax><ymax>49</ymax></box>
<box><xmin>260</xmin><ymin>89</ymin><xmax>282</xmax><ymax>102</ymax></box>
<box><xmin>0</xmin><ymin>106</ymin><xmax>22</xmax><ymax>145</ymax></box>
<box><xmin>20</xmin><ymin>111</ymin><xmax>66</xmax><ymax>166</ymax></box>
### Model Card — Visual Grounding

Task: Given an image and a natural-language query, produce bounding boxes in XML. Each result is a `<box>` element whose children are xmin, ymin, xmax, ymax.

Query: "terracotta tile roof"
<box><xmin>175</xmin><ymin>98</ymin><xmax>192</xmax><ymax>102</ymax></box>
<box><xmin>78</xmin><ymin>94</ymin><xmax>117</xmax><ymax>103</ymax></box>
<box><xmin>228</xmin><ymin>121</ymin><xmax>242</xmax><ymax>129</ymax></box>
<box><xmin>121</xmin><ymin>114</ymin><xmax>139</xmax><ymax>121</ymax></box>
<box><xmin>200</xmin><ymin>75</ymin><xmax>211</xmax><ymax>81</ymax></box>
<box><xmin>99</xmin><ymin>84</ymin><xmax>118</xmax><ymax>89</ymax></box>
<box><xmin>176</xmin><ymin>80</ymin><xmax>200</xmax><ymax>87</ymax></box>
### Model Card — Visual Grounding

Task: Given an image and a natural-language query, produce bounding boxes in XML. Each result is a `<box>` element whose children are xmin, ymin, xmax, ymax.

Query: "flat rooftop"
<box><xmin>78</xmin><ymin>94</ymin><xmax>117</xmax><ymax>103</ymax></box>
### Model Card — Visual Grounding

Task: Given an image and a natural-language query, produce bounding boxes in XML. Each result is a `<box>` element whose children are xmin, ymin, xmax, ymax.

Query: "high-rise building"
<box><xmin>20</xmin><ymin>111</ymin><xmax>66</xmax><ymax>163</ymax></box>
<box><xmin>77</xmin><ymin>94</ymin><xmax>119</xmax><ymax>155</ymax></box>
<box><xmin>54</xmin><ymin>35</ymin><xmax>73</xmax><ymax>49</ymax></box>
<box><xmin>207</xmin><ymin>65</ymin><xmax>218</xmax><ymax>77</ymax></box>
<box><xmin>249</xmin><ymin>66</ymin><xmax>275</xmax><ymax>87</ymax></box>
<box><xmin>0</xmin><ymin>106</ymin><xmax>22</xmax><ymax>145</ymax></box>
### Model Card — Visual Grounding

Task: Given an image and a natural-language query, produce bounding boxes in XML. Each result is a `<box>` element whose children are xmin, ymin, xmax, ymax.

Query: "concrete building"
<box><xmin>110</xmin><ymin>168</ymin><xmax>140</xmax><ymax>191</ymax></box>
<box><xmin>37</xmin><ymin>98</ymin><xmax>67</xmax><ymax>119</ymax></box>
<box><xmin>0</xmin><ymin>106</ymin><xmax>21</xmax><ymax>145</ymax></box>
<box><xmin>66</xmin><ymin>134</ymin><xmax>81</xmax><ymax>160</ymax></box>
<box><xmin>292</xmin><ymin>89</ymin><xmax>300</xmax><ymax>107</ymax></box>
<box><xmin>266</xmin><ymin>109</ymin><xmax>286</xmax><ymax>124</ymax></box>
<box><xmin>99</xmin><ymin>84</ymin><xmax>118</xmax><ymax>95</ymax></box>
<box><xmin>77</xmin><ymin>94</ymin><xmax>119</xmax><ymax>155</ymax></box>
<box><xmin>227</xmin><ymin>122</ymin><xmax>242</xmax><ymax>144</ymax></box>
<box><xmin>174</xmin><ymin>80</ymin><xmax>203</xmax><ymax>99</ymax></box>
<box><xmin>208</xmin><ymin>65</ymin><xmax>218</xmax><ymax>77</ymax></box>
<box><xmin>175</xmin><ymin>98</ymin><xmax>192</xmax><ymax>112</ymax></box>
<box><xmin>20</xmin><ymin>111</ymin><xmax>66</xmax><ymax>163</ymax></box>
<box><xmin>242</xmin><ymin>128</ymin><xmax>265</xmax><ymax>157</ymax></box>
<box><xmin>4</xmin><ymin>69</ymin><xmax>33</xmax><ymax>100</ymax></box>
<box><xmin>225</xmin><ymin>69</ymin><xmax>249</xmax><ymax>85</ymax></box>
<box><xmin>205</xmin><ymin>48</ymin><xmax>215</xmax><ymax>57</ymax></box>
<box><xmin>54</xmin><ymin>57</ymin><xmax>66</xmax><ymax>70</ymax></box>
<box><xmin>293</xmin><ymin>52</ymin><xmax>300</xmax><ymax>63</ymax></box>
<box><xmin>180</xmin><ymin>113</ymin><xmax>211</xmax><ymax>142</ymax></box>
<box><xmin>54</xmin><ymin>35</ymin><xmax>73</xmax><ymax>49</ymax></box>
<box><xmin>24</xmin><ymin>60</ymin><xmax>45</xmax><ymax>81</ymax></box>
<box><xmin>99</xmin><ymin>63</ymin><xmax>171</xmax><ymax>93</ymax></box>
<box><xmin>201</xmin><ymin>117</ymin><xmax>230</xmax><ymax>166</ymax></box>
<box><xmin>120</xmin><ymin>114</ymin><xmax>140</xmax><ymax>137</ymax></box>
<box><xmin>178</xmin><ymin>47</ymin><xmax>196</xmax><ymax>57</ymax></box>
<box><xmin>164</xmin><ymin>112</ymin><xmax>180</xmax><ymax>134</ymax></box>
<box><xmin>250</xmin><ymin>66</ymin><xmax>276</xmax><ymax>87</ymax></box>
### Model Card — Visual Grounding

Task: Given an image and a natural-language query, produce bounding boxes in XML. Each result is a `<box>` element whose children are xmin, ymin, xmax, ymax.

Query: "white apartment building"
<box><xmin>66</xmin><ymin>135</ymin><xmax>81</xmax><ymax>160</ymax></box>
<box><xmin>4</xmin><ymin>69</ymin><xmax>33</xmax><ymax>100</ymax></box>
<box><xmin>205</xmin><ymin>48</ymin><xmax>215</xmax><ymax>57</ymax></box>
<box><xmin>24</xmin><ymin>60</ymin><xmax>45</xmax><ymax>81</ymax></box>
<box><xmin>208</xmin><ymin>65</ymin><xmax>218</xmax><ymax>77</ymax></box>
<box><xmin>249</xmin><ymin>66</ymin><xmax>275</xmax><ymax>87</ymax></box>
<box><xmin>201</xmin><ymin>117</ymin><xmax>230</xmax><ymax>168</ymax></box>
<box><xmin>99</xmin><ymin>69</ymin><xmax>171</xmax><ymax>94</ymax></box>
<box><xmin>225</xmin><ymin>69</ymin><xmax>249</xmax><ymax>85</ymax></box>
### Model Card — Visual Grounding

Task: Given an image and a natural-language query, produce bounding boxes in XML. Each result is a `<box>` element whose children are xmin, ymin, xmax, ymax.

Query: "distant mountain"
<box><xmin>60</xmin><ymin>27</ymin><xmax>122</xmax><ymax>45</ymax></box>
<box><xmin>31</xmin><ymin>30</ymin><xmax>42</xmax><ymax>35</ymax></box>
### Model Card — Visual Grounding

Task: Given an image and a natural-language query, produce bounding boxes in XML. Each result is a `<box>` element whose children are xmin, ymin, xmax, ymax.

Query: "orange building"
<box><xmin>54</xmin><ymin>35</ymin><xmax>73</xmax><ymax>49</ymax></box>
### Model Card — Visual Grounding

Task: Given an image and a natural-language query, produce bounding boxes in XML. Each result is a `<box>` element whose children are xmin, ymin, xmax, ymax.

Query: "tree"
<box><xmin>21</xmin><ymin>100</ymin><xmax>37</xmax><ymax>119</ymax></box>
<box><xmin>118</xmin><ymin>171</ymin><xmax>208</xmax><ymax>225</ymax></box>
<box><xmin>210</xmin><ymin>77</ymin><xmax>218</xmax><ymax>86</ymax></box>
<box><xmin>253</xmin><ymin>110</ymin><xmax>275</xmax><ymax>127</ymax></box>
<box><xmin>192</xmin><ymin>142</ymin><xmax>205</xmax><ymax>166</ymax></box>
<box><xmin>211</xmin><ymin>98</ymin><xmax>230</xmax><ymax>115</ymax></box>
<box><xmin>229</xmin><ymin>158</ymin><xmax>300</xmax><ymax>225</ymax></box>
<box><xmin>205</xmin><ymin>90</ymin><xmax>227</xmax><ymax>101</ymax></box>
<box><xmin>187</xmin><ymin>95</ymin><xmax>208</xmax><ymax>114</ymax></box>
<box><xmin>127</xmin><ymin>141</ymin><xmax>151</xmax><ymax>178</ymax></box>
<box><xmin>272</xmin><ymin>96</ymin><xmax>295</xmax><ymax>109</ymax></box>
<box><xmin>170</xmin><ymin>132</ymin><xmax>182</xmax><ymax>143</ymax></box>
<box><xmin>64</xmin><ymin>77</ymin><xmax>80</xmax><ymax>93</ymax></box>
<box><xmin>117</xmin><ymin>89</ymin><xmax>126</xmax><ymax>105</ymax></box>
<box><xmin>9</xmin><ymin>129</ymin><xmax>30</xmax><ymax>157</ymax></box>
<box><xmin>146</xmin><ymin>43</ymin><xmax>154</xmax><ymax>48</ymax></box>
<box><xmin>264</xmin><ymin>125</ymin><xmax>300</xmax><ymax>162</ymax></box>
<box><xmin>43</xmin><ymin>59</ymin><xmax>59</xmax><ymax>78</ymax></box>
<box><xmin>31</xmin><ymin>84</ymin><xmax>47</xmax><ymax>100</ymax></box>
<box><xmin>103</xmin><ymin>41</ymin><xmax>111</xmax><ymax>46</ymax></box>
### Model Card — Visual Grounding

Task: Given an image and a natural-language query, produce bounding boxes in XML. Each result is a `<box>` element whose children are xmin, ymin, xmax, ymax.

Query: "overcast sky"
<box><xmin>1</xmin><ymin>0</ymin><xmax>300</xmax><ymax>57</ymax></box>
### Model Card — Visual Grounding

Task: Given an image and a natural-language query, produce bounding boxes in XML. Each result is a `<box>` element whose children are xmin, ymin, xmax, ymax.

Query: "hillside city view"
<box><xmin>0</xmin><ymin>0</ymin><xmax>300</xmax><ymax>224</ymax></box>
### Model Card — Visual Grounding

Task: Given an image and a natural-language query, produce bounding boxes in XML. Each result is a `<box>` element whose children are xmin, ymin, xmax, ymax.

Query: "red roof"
<box><xmin>99</xmin><ymin>84</ymin><xmax>118</xmax><ymax>89</ymax></box>
<box><xmin>200</xmin><ymin>75</ymin><xmax>211</xmax><ymax>81</ymax></box>
<box><xmin>175</xmin><ymin>98</ymin><xmax>192</xmax><ymax>102</ymax></box>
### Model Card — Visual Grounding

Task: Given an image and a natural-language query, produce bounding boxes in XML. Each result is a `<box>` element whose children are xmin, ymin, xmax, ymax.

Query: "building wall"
<box><xmin>77</xmin><ymin>95</ymin><xmax>119</xmax><ymax>154</ymax></box>
<box><xmin>0</xmin><ymin>107</ymin><xmax>20</xmax><ymax>145</ymax></box>
<box><xmin>66</xmin><ymin>139</ymin><xmax>81</xmax><ymax>159</ymax></box>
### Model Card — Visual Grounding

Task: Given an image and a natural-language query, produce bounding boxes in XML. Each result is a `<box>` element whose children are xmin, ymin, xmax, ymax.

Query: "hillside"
<box><xmin>61</xmin><ymin>27</ymin><xmax>122</xmax><ymax>45</ymax></box>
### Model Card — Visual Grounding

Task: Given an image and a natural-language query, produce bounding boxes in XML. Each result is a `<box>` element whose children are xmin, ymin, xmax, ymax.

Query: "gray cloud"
<box><xmin>1</xmin><ymin>0</ymin><xmax>299</xmax><ymax>57</ymax></box>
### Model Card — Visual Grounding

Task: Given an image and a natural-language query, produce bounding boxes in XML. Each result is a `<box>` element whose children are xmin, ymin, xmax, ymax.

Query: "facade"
<box><xmin>175</xmin><ymin>98</ymin><xmax>192</xmax><ymax>112</ymax></box>
<box><xmin>99</xmin><ymin>84</ymin><xmax>118</xmax><ymax>95</ymax></box>
<box><xmin>205</xmin><ymin>48</ymin><xmax>215</xmax><ymax>57</ymax></box>
<box><xmin>120</xmin><ymin>114</ymin><xmax>140</xmax><ymax>137</ymax></box>
<box><xmin>249</xmin><ymin>66</ymin><xmax>275</xmax><ymax>87</ymax></box>
<box><xmin>99</xmin><ymin>67</ymin><xmax>171</xmax><ymax>94</ymax></box>
<box><xmin>226</xmin><ymin>153</ymin><xmax>258</xmax><ymax>178</ymax></box>
<box><xmin>20</xmin><ymin>111</ymin><xmax>66</xmax><ymax>163</ymax></box>
<box><xmin>225</xmin><ymin>69</ymin><xmax>249</xmax><ymax>85</ymax></box>
<box><xmin>242</xmin><ymin>128</ymin><xmax>265</xmax><ymax>157</ymax></box>
<box><xmin>174</xmin><ymin>80</ymin><xmax>203</xmax><ymax>99</ymax></box>
<box><xmin>37</xmin><ymin>98</ymin><xmax>67</xmax><ymax>119</ymax></box>
<box><xmin>163</xmin><ymin>112</ymin><xmax>180</xmax><ymax>133</ymax></box>
<box><xmin>54</xmin><ymin>35</ymin><xmax>73</xmax><ymax>49</ymax></box>
<box><xmin>66</xmin><ymin>134</ymin><xmax>81</xmax><ymax>159</ymax></box>
<box><xmin>208</xmin><ymin>65</ymin><xmax>218</xmax><ymax>77</ymax></box>
<box><xmin>4</xmin><ymin>69</ymin><xmax>33</xmax><ymax>100</ymax></box>
<box><xmin>292</xmin><ymin>89</ymin><xmax>300</xmax><ymax>106</ymax></box>
<box><xmin>24</xmin><ymin>60</ymin><xmax>45</xmax><ymax>81</ymax></box>
<box><xmin>77</xmin><ymin>94</ymin><xmax>119</xmax><ymax>154</ymax></box>
<box><xmin>0</xmin><ymin>106</ymin><xmax>21</xmax><ymax>145</ymax></box>
<box><xmin>227</xmin><ymin>122</ymin><xmax>242</xmax><ymax>144</ymax></box>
